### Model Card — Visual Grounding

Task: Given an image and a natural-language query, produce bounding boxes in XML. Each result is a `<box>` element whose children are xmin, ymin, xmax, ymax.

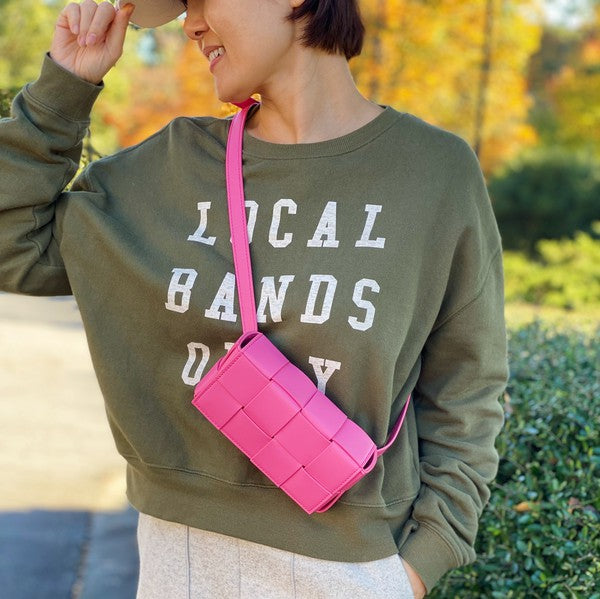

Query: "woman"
<box><xmin>0</xmin><ymin>0</ymin><xmax>509</xmax><ymax>597</ymax></box>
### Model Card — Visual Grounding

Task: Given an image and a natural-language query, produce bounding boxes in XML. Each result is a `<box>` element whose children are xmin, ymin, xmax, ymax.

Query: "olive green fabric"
<box><xmin>0</xmin><ymin>54</ymin><xmax>509</xmax><ymax>593</ymax></box>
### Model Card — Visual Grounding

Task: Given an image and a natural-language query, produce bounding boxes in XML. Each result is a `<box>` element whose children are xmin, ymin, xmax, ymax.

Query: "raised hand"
<box><xmin>50</xmin><ymin>0</ymin><xmax>135</xmax><ymax>84</ymax></box>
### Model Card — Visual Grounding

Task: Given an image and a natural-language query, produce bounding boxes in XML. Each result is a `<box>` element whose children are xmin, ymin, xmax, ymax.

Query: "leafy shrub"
<box><xmin>429</xmin><ymin>322</ymin><xmax>600</xmax><ymax>598</ymax></box>
<box><xmin>489</xmin><ymin>149</ymin><xmax>600</xmax><ymax>255</ymax></box>
<box><xmin>0</xmin><ymin>87</ymin><xmax>19</xmax><ymax>119</ymax></box>
<box><xmin>503</xmin><ymin>222</ymin><xmax>600</xmax><ymax>310</ymax></box>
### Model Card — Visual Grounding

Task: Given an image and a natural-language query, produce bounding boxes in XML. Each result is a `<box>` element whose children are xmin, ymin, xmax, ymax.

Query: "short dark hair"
<box><xmin>286</xmin><ymin>0</ymin><xmax>365</xmax><ymax>61</ymax></box>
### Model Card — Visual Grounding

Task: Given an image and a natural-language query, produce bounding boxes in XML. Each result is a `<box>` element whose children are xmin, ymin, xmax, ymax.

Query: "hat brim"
<box><xmin>117</xmin><ymin>0</ymin><xmax>185</xmax><ymax>28</ymax></box>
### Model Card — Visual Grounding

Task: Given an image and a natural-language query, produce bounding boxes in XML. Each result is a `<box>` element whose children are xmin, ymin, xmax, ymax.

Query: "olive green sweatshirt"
<box><xmin>0</xmin><ymin>55</ymin><xmax>509</xmax><ymax>593</ymax></box>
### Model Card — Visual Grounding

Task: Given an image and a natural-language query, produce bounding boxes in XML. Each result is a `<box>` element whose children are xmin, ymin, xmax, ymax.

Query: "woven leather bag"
<box><xmin>192</xmin><ymin>100</ymin><xmax>411</xmax><ymax>514</ymax></box>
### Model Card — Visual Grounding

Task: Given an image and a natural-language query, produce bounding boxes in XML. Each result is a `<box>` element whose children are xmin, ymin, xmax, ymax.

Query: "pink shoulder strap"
<box><xmin>226</xmin><ymin>100</ymin><xmax>260</xmax><ymax>334</ymax></box>
<box><xmin>225</xmin><ymin>101</ymin><xmax>411</xmax><ymax>452</ymax></box>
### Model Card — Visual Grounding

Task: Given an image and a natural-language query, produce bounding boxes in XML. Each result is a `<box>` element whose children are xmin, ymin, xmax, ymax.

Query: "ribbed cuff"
<box><xmin>398</xmin><ymin>523</ymin><xmax>459</xmax><ymax>594</ymax></box>
<box><xmin>25</xmin><ymin>53</ymin><xmax>104</xmax><ymax>122</ymax></box>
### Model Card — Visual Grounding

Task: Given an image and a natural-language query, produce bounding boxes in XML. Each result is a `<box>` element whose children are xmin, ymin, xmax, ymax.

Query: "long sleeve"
<box><xmin>0</xmin><ymin>54</ymin><xmax>102</xmax><ymax>295</ymax></box>
<box><xmin>397</xmin><ymin>146</ymin><xmax>510</xmax><ymax>593</ymax></box>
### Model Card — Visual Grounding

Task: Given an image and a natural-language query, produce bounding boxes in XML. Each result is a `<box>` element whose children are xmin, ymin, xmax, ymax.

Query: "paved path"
<box><xmin>0</xmin><ymin>293</ymin><xmax>139</xmax><ymax>598</ymax></box>
<box><xmin>0</xmin><ymin>507</ymin><xmax>139</xmax><ymax>599</ymax></box>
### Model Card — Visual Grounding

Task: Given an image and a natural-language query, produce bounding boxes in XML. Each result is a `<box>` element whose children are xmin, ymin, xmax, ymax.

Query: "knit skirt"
<box><xmin>136</xmin><ymin>512</ymin><xmax>415</xmax><ymax>599</ymax></box>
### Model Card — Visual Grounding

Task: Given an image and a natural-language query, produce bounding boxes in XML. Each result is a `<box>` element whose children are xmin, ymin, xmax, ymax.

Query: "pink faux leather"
<box><xmin>192</xmin><ymin>100</ymin><xmax>411</xmax><ymax>514</ymax></box>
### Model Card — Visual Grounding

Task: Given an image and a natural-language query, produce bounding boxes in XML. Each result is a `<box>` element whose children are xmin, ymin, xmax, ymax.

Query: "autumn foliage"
<box><xmin>547</xmin><ymin>7</ymin><xmax>600</xmax><ymax>153</ymax></box>
<box><xmin>351</xmin><ymin>0</ymin><xmax>542</xmax><ymax>173</ymax></box>
<box><xmin>100</xmin><ymin>39</ymin><xmax>227</xmax><ymax>148</ymax></box>
<box><xmin>99</xmin><ymin>1</ymin><xmax>544</xmax><ymax>174</ymax></box>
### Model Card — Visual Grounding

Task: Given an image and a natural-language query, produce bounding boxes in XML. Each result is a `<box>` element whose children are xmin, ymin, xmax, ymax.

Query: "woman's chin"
<box><xmin>214</xmin><ymin>82</ymin><xmax>254</xmax><ymax>106</ymax></box>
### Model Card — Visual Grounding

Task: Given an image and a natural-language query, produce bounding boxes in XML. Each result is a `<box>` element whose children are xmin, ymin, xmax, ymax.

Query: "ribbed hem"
<box><xmin>398</xmin><ymin>522</ymin><xmax>459</xmax><ymax>594</ymax></box>
<box><xmin>241</xmin><ymin>103</ymin><xmax>405</xmax><ymax>159</ymax></box>
<box><xmin>125</xmin><ymin>457</ymin><xmax>418</xmax><ymax>563</ymax></box>
<box><xmin>25</xmin><ymin>53</ymin><xmax>103</xmax><ymax>122</ymax></box>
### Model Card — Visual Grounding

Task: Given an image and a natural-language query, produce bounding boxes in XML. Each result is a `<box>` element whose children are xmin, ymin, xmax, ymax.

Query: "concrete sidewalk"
<box><xmin>0</xmin><ymin>507</ymin><xmax>139</xmax><ymax>599</ymax></box>
<box><xmin>1</xmin><ymin>293</ymin><xmax>138</xmax><ymax>598</ymax></box>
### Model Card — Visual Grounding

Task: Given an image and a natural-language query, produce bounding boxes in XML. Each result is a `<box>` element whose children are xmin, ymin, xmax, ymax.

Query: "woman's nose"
<box><xmin>183</xmin><ymin>4</ymin><xmax>208</xmax><ymax>40</ymax></box>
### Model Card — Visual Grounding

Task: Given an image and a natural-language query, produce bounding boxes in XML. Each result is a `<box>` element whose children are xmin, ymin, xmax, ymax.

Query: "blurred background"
<box><xmin>1</xmin><ymin>1</ymin><xmax>598</xmax><ymax>597</ymax></box>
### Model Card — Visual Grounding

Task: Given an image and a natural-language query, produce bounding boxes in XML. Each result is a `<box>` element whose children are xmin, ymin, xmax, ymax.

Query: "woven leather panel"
<box><xmin>193</xmin><ymin>333</ymin><xmax>376</xmax><ymax>514</ymax></box>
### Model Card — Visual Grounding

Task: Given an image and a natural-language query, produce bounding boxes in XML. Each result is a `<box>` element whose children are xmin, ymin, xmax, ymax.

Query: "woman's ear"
<box><xmin>290</xmin><ymin>0</ymin><xmax>305</xmax><ymax>8</ymax></box>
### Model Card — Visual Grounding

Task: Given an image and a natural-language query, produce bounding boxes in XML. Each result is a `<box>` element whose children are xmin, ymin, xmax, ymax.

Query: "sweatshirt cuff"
<box><xmin>398</xmin><ymin>523</ymin><xmax>458</xmax><ymax>594</ymax></box>
<box><xmin>25</xmin><ymin>53</ymin><xmax>104</xmax><ymax>122</ymax></box>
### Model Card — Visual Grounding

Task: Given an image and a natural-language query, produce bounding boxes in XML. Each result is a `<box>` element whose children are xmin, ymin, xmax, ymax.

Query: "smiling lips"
<box><xmin>207</xmin><ymin>47</ymin><xmax>225</xmax><ymax>62</ymax></box>
<box><xmin>203</xmin><ymin>45</ymin><xmax>226</xmax><ymax>71</ymax></box>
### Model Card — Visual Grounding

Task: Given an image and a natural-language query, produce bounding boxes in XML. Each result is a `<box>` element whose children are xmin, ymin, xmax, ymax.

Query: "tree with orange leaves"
<box><xmin>99</xmin><ymin>32</ymin><xmax>227</xmax><ymax>149</ymax></box>
<box><xmin>352</xmin><ymin>0</ymin><xmax>542</xmax><ymax>174</ymax></box>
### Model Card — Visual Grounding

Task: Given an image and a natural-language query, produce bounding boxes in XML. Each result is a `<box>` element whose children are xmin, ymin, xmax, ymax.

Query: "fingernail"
<box><xmin>87</xmin><ymin>33</ymin><xmax>97</xmax><ymax>46</ymax></box>
<box><xmin>78</xmin><ymin>34</ymin><xmax>85</xmax><ymax>47</ymax></box>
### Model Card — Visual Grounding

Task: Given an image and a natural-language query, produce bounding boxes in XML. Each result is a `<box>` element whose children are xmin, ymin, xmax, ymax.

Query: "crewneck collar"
<box><xmin>241</xmin><ymin>104</ymin><xmax>404</xmax><ymax>160</ymax></box>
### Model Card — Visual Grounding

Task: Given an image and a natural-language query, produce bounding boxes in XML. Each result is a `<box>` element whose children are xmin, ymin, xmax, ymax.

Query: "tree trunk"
<box><xmin>474</xmin><ymin>0</ymin><xmax>495</xmax><ymax>158</ymax></box>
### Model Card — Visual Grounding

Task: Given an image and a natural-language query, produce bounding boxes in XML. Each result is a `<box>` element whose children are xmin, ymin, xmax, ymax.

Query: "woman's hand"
<box><xmin>401</xmin><ymin>557</ymin><xmax>427</xmax><ymax>598</ymax></box>
<box><xmin>50</xmin><ymin>0</ymin><xmax>135</xmax><ymax>84</ymax></box>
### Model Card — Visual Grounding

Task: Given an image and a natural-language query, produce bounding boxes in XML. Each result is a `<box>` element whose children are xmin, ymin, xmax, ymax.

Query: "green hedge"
<box><xmin>430</xmin><ymin>322</ymin><xmax>600</xmax><ymax>598</ymax></box>
<box><xmin>504</xmin><ymin>222</ymin><xmax>600</xmax><ymax>310</ymax></box>
<box><xmin>490</xmin><ymin>149</ymin><xmax>600</xmax><ymax>255</ymax></box>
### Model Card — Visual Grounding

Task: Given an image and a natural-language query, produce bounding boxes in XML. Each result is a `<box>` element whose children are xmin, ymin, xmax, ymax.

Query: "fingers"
<box><xmin>77</xmin><ymin>0</ymin><xmax>97</xmax><ymax>45</ymax></box>
<box><xmin>62</xmin><ymin>3</ymin><xmax>81</xmax><ymax>35</ymax></box>
<box><xmin>80</xmin><ymin>0</ymin><xmax>116</xmax><ymax>46</ymax></box>
<box><xmin>61</xmin><ymin>0</ymin><xmax>127</xmax><ymax>48</ymax></box>
<box><xmin>106</xmin><ymin>4</ymin><xmax>135</xmax><ymax>57</ymax></box>
<box><xmin>51</xmin><ymin>0</ymin><xmax>134</xmax><ymax>82</ymax></box>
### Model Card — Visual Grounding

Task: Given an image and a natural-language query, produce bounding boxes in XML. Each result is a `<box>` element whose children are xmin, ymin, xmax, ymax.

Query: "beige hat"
<box><xmin>117</xmin><ymin>0</ymin><xmax>185</xmax><ymax>28</ymax></box>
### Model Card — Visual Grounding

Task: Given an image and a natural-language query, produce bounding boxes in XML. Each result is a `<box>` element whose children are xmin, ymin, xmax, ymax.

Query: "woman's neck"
<box><xmin>245</xmin><ymin>52</ymin><xmax>384</xmax><ymax>145</ymax></box>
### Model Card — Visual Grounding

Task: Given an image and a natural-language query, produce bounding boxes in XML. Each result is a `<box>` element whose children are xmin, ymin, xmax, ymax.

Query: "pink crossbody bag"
<box><xmin>192</xmin><ymin>99</ymin><xmax>411</xmax><ymax>514</ymax></box>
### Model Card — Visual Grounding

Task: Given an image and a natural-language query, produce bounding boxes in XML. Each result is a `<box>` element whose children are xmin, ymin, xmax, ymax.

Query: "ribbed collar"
<box><xmin>241</xmin><ymin>104</ymin><xmax>404</xmax><ymax>160</ymax></box>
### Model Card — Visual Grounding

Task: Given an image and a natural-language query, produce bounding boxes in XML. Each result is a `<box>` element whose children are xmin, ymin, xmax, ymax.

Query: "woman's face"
<box><xmin>183</xmin><ymin>0</ymin><xmax>304</xmax><ymax>103</ymax></box>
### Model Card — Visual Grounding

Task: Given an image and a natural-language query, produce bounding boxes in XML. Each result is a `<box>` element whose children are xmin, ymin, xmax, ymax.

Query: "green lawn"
<box><xmin>506</xmin><ymin>301</ymin><xmax>600</xmax><ymax>337</ymax></box>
